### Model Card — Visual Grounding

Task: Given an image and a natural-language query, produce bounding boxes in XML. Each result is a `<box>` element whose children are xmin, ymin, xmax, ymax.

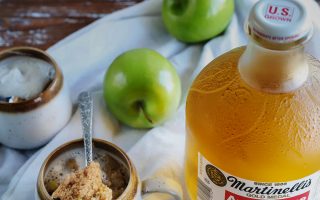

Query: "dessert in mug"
<box><xmin>0</xmin><ymin>56</ymin><xmax>54</xmax><ymax>102</ymax></box>
<box><xmin>52</xmin><ymin>162</ymin><xmax>112</xmax><ymax>200</ymax></box>
<box><xmin>45</xmin><ymin>148</ymin><xmax>129</xmax><ymax>200</ymax></box>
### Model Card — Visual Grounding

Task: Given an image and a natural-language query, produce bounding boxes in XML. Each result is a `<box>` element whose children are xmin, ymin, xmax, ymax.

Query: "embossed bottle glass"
<box><xmin>185</xmin><ymin>0</ymin><xmax>320</xmax><ymax>199</ymax></box>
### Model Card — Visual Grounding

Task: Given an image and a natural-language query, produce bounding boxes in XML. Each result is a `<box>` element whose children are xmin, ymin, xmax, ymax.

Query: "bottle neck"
<box><xmin>238</xmin><ymin>40</ymin><xmax>309</xmax><ymax>93</ymax></box>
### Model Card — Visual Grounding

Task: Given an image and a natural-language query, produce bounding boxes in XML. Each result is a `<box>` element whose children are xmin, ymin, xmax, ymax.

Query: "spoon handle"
<box><xmin>78</xmin><ymin>91</ymin><xmax>93</xmax><ymax>166</ymax></box>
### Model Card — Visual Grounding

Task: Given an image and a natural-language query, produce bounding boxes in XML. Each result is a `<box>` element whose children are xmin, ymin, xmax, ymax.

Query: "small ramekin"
<box><xmin>0</xmin><ymin>47</ymin><xmax>72</xmax><ymax>149</ymax></box>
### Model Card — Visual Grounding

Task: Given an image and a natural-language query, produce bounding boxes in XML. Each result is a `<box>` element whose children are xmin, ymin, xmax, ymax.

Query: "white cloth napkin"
<box><xmin>1</xmin><ymin>0</ymin><xmax>320</xmax><ymax>199</ymax></box>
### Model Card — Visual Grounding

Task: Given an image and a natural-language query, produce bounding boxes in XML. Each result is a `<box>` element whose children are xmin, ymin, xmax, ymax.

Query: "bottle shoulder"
<box><xmin>190</xmin><ymin>47</ymin><xmax>245</xmax><ymax>94</ymax></box>
<box><xmin>300</xmin><ymin>54</ymin><xmax>320</xmax><ymax>93</ymax></box>
<box><xmin>186</xmin><ymin>50</ymin><xmax>320</xmax><ymax>179</ymax></box>
<box><xmin>189</xmin><ymin>47</ymin><xmax>320</xmax><ymax>97</ymax></box>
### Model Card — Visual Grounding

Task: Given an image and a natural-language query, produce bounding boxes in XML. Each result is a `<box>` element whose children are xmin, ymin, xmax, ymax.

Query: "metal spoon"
<box><xmin>78</xmin><ymin>91</ymin><xmax>93</xmax><ymax>167</ymax></box>
<box><xmin>0</xmin><ymin>96</ymin><xmax>24</xmax><ymax>103</ymax></box>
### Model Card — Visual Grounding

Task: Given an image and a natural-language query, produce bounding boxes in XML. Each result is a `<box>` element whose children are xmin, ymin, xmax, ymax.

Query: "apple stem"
<box><xmin>172</xmin><ymin>0</ymin><xmax>187</xmax><ymax>14</ymax></box>
<box><xmin>137</xmin><ymin>101</ymin><xmax>153</xmax><ymax>124</ymax></box>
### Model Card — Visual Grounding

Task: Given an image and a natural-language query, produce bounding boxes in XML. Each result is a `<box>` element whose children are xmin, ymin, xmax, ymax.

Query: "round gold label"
<box><xmin>206</xmin><ymin>164</ymin><xmax>227</xmax><ymax>187</ymax></box>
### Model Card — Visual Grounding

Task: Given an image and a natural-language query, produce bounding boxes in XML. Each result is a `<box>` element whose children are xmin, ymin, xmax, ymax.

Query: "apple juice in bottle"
<box><xmin>185</xmin><ymin>0</ymin><xmax>320</xmax><ymax>199</ymax></box>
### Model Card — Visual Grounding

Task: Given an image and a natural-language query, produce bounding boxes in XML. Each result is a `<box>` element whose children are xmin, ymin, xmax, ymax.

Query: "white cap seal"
<box><xmin>247</xmin><ymin>0</ymin><xmax>313</xmax><ymax>49</ymax></box>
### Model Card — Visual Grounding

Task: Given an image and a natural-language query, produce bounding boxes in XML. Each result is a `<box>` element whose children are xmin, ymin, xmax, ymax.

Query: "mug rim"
<box><xmin>0</xmin><ymin>46</ymin><xmax>63</xmax><ymax>113</ymax></box>
<box><xmin>37</xmin><ymin>138</ymin><xmax>138</xmax><ymax>200</ymax></box>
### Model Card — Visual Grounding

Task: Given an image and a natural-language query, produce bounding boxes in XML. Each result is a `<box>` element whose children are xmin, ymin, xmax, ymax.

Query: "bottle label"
<box><xmin>264</xmin><ymin>4</ymin><xmax>294</xmax><ymax>23</ymax></box>
<box><xmin>198</xmin><ymin>153</ymin><xmax>320</xmax><ymax>200</ymax></box>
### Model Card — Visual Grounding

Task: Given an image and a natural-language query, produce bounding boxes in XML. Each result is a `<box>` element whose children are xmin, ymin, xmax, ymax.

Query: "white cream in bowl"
<box><xmin>0</xmin><ymin>56</ymin><xmax>55</xmax><ymax>101</ymax></box>
<box><xmin>0</xmin><ymin>47</ymin><xmax>72</xmax><ymax>149</ymax></box>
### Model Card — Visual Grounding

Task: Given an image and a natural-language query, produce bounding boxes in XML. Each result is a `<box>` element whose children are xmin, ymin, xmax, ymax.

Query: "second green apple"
<box><xmin>162</xmin><ymin>0</ymin><xmax>234</xmax><ymax>43</ymax></box>
<box><xmin>103</xmin><ymin>48</ymin><xmax>181</xmax><ymax>129</ymax></box>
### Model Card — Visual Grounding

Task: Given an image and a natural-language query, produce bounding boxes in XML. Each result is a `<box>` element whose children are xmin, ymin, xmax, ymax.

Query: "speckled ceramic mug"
<box><xmin>0</xmin><ymin>47</ymin><xmax>72</xmax><ymax>149</ymax></box>
<box><xmin>36</xmin><ymin>139</ymin><xmax>183</xmax><ymax>200</ymax></box>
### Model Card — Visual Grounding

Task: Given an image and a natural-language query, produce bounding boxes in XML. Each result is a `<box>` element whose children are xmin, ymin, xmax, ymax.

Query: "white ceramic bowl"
<box><xmin>0</xmin><ymin>47</ymin><xmax>72</xmax><ymax>149</ymax></box>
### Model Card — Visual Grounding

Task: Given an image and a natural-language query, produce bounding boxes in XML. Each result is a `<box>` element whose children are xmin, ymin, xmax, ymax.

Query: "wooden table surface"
<box><xmin>0</xmin><ymin>0</ymin><xmax>319</xmax><ymax>51</ymax></box>
<box><xmin>0</xmin><ymin>0</ymin><xmax>143</xmax><ymax>51</ymax></box>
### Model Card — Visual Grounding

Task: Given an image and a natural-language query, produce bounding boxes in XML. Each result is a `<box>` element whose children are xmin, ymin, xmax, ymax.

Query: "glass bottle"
<box><xmin>185</xmin><ymin>0</ymin><xmax>320</xmax><ymax>199</ymax></box>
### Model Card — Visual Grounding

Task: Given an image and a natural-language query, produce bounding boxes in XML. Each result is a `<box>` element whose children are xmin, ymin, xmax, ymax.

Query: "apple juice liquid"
<box><xmin>185</xmin><ymin>0</ymin><xmax>320</xmax><ymax>199</ymax></box>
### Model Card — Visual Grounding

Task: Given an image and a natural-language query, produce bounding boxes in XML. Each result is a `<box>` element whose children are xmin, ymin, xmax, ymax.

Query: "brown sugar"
<box><xmin>52</xmin><ymin>162</ymin><xmax>112</xmax><ymax>200</ymax></box>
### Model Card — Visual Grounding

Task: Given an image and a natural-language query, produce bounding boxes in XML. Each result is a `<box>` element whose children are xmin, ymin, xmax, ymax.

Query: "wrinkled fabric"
<box><xmin>1</xmin><ymin>0</ymin><xmax>320</xmax><ymax>199</ymax></box>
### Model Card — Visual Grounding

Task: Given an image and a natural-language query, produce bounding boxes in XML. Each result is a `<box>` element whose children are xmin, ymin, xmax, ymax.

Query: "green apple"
<box><xmin>103</xmin><ymin>48</ymin><xmax>181</xmax><ymax>128</ymax></box>
<box><xmin>162</xmin><ymin>0</ymin><xmax>234</xmax><ymax>43</ymax></box>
